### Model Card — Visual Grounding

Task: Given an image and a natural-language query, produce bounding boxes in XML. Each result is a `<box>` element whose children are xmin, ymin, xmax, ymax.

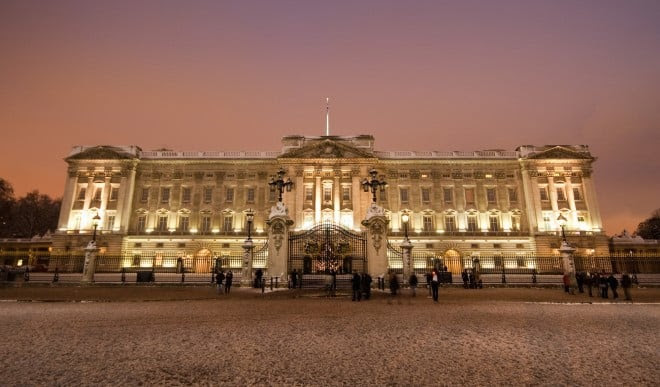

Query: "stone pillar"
<box><xmin>315</xmin><ymin>174</ymin><xmax>321</xmax><ymax>223</ymax></box>
<box><xmin>240</xmin><ymin>239</ymin><xmax>254</xmax><ymax>287</ymax></box>
<box><xmin>560</xmin><ymin>240</ymin><xmax>577</xmax><ymax>289</ymax></box>
<box><xmin>57</xmin><ymin>167</ymin><xmax>78</xmax><ymax>230</ymax></box>
<box><xmin>118</xmin><ymin>162</ymin><xmax>137</xmax><ymax>233</ymax></box>
<box><xmin>266</xmin><ymin>215</ymin><xmax>293</xmax><ymax>286</ymax></box>
<box><xmin>333</xmin><ymin>171</ymin><xmax>341</xmax><ymax>223</ymax></box>
<box><xmin>581</xmin><ymin>169</ymin><xmax>603</xmax><ymax>231</ymax></box>
<box><xmin>520</xmin><ymin>163</ymin><xmax>540</xmax><ymax>232</ymax></box>
<box><xmin>81</xmin><ymin>241</ymin><xmax>98</xmax><ymax>283</ymax></box>
<box><xmin>361</xmin><ymin>202</ymin><xmax>389</xmax><ymax>277</ymax></box>
<box><xmin>401</xmin><ymin>239</ymin><xmax>413</xmax><ymax>285</ymax></box>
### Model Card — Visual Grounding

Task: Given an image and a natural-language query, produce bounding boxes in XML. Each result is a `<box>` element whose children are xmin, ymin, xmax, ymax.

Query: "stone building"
<box><xmin>51</xmin><ymin>135</ymin><xmax>609</xmax><ymax>276</ymax></box>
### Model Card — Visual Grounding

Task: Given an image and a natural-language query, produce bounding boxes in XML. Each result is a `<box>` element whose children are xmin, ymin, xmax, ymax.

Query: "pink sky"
<box><xmin>1</xmin><ymin>0</ymin><xmax>658</xmax><ymax>235</ymax></box>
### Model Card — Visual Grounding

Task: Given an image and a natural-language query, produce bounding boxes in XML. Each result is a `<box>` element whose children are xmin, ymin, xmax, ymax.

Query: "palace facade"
<box><xmin>51</xmin><ymin>135</ymin><xmax>609</xmax><ymax>275</ymax></box>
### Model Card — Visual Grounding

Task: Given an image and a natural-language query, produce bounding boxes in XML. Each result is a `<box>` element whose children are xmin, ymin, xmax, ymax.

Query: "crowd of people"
<box><xmin>566</xmin><ymin>271</ymin><xmax>633</xmax><ymax>301</ymax></box>
<box><xmin>214</xmin><ymin>267</ymin><xmax>636</xmax><ymax>302</ymax></box>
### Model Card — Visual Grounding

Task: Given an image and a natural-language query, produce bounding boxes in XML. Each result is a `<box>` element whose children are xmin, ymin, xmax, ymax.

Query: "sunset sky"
<box><xmin>1</xmin><ymin>0</ymin><xmax>658</xmax><ymax>235</ymax></box>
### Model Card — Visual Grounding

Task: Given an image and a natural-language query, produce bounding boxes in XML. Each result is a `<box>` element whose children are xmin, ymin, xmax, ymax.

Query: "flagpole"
<box><xmin>325</xmin><ymin>97</ymin><xmax>330</xmax><ymax>136</ymax></box>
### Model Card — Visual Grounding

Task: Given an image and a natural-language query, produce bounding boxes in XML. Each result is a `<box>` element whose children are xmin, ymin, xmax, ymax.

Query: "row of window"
<box><xmin>141</xmin><ymin>186</ymin><xmax>268</xmax><ymax>205</ymax></box>
<box><xmin>412</xmin><ymin>214</ymin><xmax>521</xmax><ymax>232</ymax></box>
<box><xmin>539</xmin><ymin>186</ymin><xmax>582</xmax><ymax>202</ymax></box>
<box><xmin>396</xmin><ymin>186</ymin><xmax>517</xmax><ymax>205</ymax></box>
<box><xmin>133</xmin><ymin>212</ymin><xmax>520</xmax><ymax>234</ymax></box>
<box><xmin>76</xmin><ymin>187</ymin><xmax>120</xmax><ymax>202</ymax></box>
<box><xmin>136</xmin><ymin>214</ymin><xmax>237</xmax><ymax>233</ymax></box>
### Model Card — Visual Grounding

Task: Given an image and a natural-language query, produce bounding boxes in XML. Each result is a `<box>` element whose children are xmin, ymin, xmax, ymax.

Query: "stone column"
<box><xmin>118</xmin><ymin>162</ymin><xmax>137</xmax><ymax>233</ymax></box>
<box><xmin>266</xmin><ymin>214</ymin><xmax>293</xmax><ymax>287</ymax></box>
<box><xmin>81</xmin><ymin>241</ymin><xmax>98</xmax><ymax>283</ymax></box>
<box><xmin>581</xmin><ymin>168</ymin><xmax>603</xmax><ymax>231</ymax></box>
<box><xmin>315</xmin><ymin>174</ymin><xmax>321</xmax><ymax>223</ymax></box>
<box><xmin>560</xmin><ymin>240</ymin><xmax>577</xmax><ymax>290</ymax></box>
<box><xmin>361</xmin><ymin>203</ymin><xmax>389</xmax><ymax>277</ymax></box>
<box><xmin>520</xmin><ymin>163</ymin><xmax>540</xmax><ymax>232</ymax></box>
<box><xmin>401</xmin><ymin>239</ymin><xmax>413</xmax><ymax>285</ymax></box>
<box><xmin>333</xmin><ymin>171</ymin><xmax>341</xmax><ymax>223</ymax></box>
<box><xmin>57</xmin><ymin>168</ymin><xmax>78</xmax><ymax>230</ymax></box>
<box><xmin>351</xmin><ymin>170</ymin><xmax>362</xmax><ymax>229</ymax></box>
<box><xmin>240</xmin><ymin>239</ymin><xmax>254</xmax><ymax>287</ymax></box>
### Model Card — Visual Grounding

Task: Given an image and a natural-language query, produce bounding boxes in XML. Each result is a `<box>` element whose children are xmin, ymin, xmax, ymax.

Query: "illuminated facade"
<box><xmin>52</xmin><ymin>135</ymin><xmax>609</xmax><ymax>272</ymax></box>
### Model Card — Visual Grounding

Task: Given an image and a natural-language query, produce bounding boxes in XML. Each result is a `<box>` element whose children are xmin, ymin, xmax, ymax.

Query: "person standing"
<box><xmin>621</xmin><ymin>272</ymin><xmax>633</xmax><ymax>301</ymax></box>
<box><xmin>425</xmin><ymin>272</ymin><xmax>432</xmax><ymax>296</ymax></box>
<box><xmin>608</xmin><ymin>273</ymin><xmax>619</xmax><ymax>300</ymax></box>
<box><xmin>599</xmin><ymin>272</ymin><xmax>609</xmax><ymax>299</ymax></box>
<box><xmin>361</xmin><ymin>273</ymin><xmax>372</xmax><ymax>300</ymax></box>
<box><xmin>389</xmin><ymin>272</ymin><xmax>400</xmax><ymax>297</ymax></box>
<box><xmin>576</xmin><ymin>271</ymin><xmax>585</xmax><ymax>293</ymax></box>
<box><xmin>431</xmin><ymin>269</ymin><xmax>440</xmax><ymax>302</ymax></box>
<box><xmin>409</xmin><ymin>272</ymin><xmax>418</xmax><ymax>297</ymax></box>
<box><xmin>461</xmin><ymin>270</ymin><xmax>469</xmax><ymax>289</ymax></box>
<box><xmin>351</xmin><ymin>272</ymin><xmax>362</xmax><ymax>301</ymax></box>
<box><xmin>216</xmin><ymin>270</ymin><xmax>225</xmax><ymax>294</ymax></box>
<box><xmin>255</xmin><ymin>269</ymin><xmax>263</xmax><ymax>288</ymax></box>
<box><xmin>585</xmin><ymin>272</ymin><xmax>593</xmax><ymax>297</ymax></box>
<box><xmin>291</xmin><ymin>269</ymin><xmax>298</xmax><ymax>289</ymax></box>
<box><xmin>562</xmin><ymin>273</ymin><xmax>570</xmax><ymax>294</ymax></box>
<box><xmin>224</xmin><ymin>270</ymin><xmax>233</xmax><ymax>294</ymax></box>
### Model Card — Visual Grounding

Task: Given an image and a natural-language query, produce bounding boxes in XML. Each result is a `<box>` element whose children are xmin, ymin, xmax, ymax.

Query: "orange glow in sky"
<box><xmin>0</xmin><ymin>0</ymin><xmax>658</xmax><ymax>234</ymax></box>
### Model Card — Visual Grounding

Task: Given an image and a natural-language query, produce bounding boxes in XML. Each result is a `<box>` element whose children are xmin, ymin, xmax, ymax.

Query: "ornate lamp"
<box><xmin>269</xmin><ymin>168</ymin><xmax>293</xmax><ymax>202</ymax></box>
<box><xmin>91</xmin><ymin>213</ymin><xmax>101</xmax><ymax>243</ymax></box>
<box><xmin>557</xmin><ymin>213</ymin><xmax>567</xmax><ymax>242</ymax></box>
<box><xmin>245</xmin><ymin>209</ymin><xmax>254</xmax><ymax>241</ymax></box>
<box><xmin>361</xmin><ymin>168</ymin><xmax>387</xmax><ymax>203</ymax></box>
<box><xmin>401</xmin><ymin>212</ymin><xmax>410</xmax><ymax>242</ymax></box>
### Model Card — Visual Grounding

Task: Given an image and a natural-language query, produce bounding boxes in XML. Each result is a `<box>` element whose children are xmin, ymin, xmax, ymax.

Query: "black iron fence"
<box><xmin>2</xmin><ymin>252</ymin><xmax>660</xmax><ymax>285</ymax></box>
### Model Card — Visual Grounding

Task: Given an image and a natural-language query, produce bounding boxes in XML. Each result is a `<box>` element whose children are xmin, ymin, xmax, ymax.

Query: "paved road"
<box><xmin>1</xmin><ymin>287</ymin><xmax>658</xmax><ymax>386</ymax></box>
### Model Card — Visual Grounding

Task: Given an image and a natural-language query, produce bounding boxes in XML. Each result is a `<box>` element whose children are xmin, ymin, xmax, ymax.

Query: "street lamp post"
<box><xmin>401</xmin><ymin>212</ymin><xmax>410</xmax><ymax>243</ymax></box>
<box><xmin>269</xmin><ymin>168</ymin><xmax>293</xmax><ymax>202</ymax></box>
<box><xmin>400</xmin><ymin>212</ymin><xmax>413</xmax><ymax>284</ymax></box>
<box><xmin>557</xmin><ymin>213</ymin><xmax>577</xmax><ymax>294</ymax></box>
<box><xmin>361</xmin><ymin>168</ymin><xmax>387</xmax><ymax>203</ymax></box>
<box><xmin>241</xmin><ymin>209</ymin><xmax>256</xmax><ymax>287</ymax></box>
<box><xmin>245</xmin><ymin>208</ymin><xmax>254</xmax><ymax>241</ymax></box>
<box><xmin>91</xmin><ymin>213</ymin><xmax>101</xmax><ymax>243</ymax></box>
<box><xmin>82</xmin><ymin>213</ymin><xmax>101</xmax><ymax>283</ymax></box>
<box><xmin>557</xmin><ymin>213</ymin><xmax>567</xmax><ymax>242</ymax></box>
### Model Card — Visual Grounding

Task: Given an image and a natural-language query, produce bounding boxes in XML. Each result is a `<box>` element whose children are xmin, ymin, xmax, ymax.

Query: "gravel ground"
<box><xmin>1</xmin><ymin>287</ymin><xmax>658</xmax><ymax>386</ymax></box>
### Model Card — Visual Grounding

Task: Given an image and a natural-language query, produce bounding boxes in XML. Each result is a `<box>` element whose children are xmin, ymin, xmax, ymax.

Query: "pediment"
<box><xmin>279</xmin><ymin>139</ymin><xmax>375</xmax><ymax>159</ymax></box>
<box><xmin>526</xmin><ymin>146</ymin><xmax>593</xmax><ymax>160</ymax></box>
<box><xmin>67</xmin><ymin>146</ymin><xmax>139</xmax><ymax>161</ymax></box>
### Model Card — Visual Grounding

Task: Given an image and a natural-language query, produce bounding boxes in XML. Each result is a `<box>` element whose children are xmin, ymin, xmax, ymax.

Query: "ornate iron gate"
<box><xmin>289</xmin><ymin>222</ymin><xmax>367</xmax><ymax>274</ymax></box>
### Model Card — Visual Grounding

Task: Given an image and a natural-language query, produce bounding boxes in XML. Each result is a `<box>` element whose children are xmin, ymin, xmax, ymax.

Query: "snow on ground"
<box><xmin>1</xmin><ymin>287</ymin><xmax>658</xmax><ymax>386</ymax></box>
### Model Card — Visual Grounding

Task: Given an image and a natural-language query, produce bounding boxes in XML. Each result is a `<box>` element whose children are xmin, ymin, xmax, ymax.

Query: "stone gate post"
<box><xmin>361</xmin><ymin>202</ymin><xmax>389</xmax><ymax>278</ymax></box>
<box><xmin>266</xmin><ymin>201</ymin><xmax>294</xmax><ymax>287</ymax></box>
<box><xmin>240</xmin><ymin>239</ymin><xmax>254</xmax><ymax>287</ymax></box>
<box><xmin>560</xmin><ymin>240</ymin><xmax>578</xmax><ymax>290</ymax></box>
<box><xmin>401</xmin><ymin>239</ymin><xmax>413</xmax><ymax>285</ymax></box>
<box><xmin>81</xmin><ymin>241</ymin><xmax>98</xmax><ymax>283</ymax></box>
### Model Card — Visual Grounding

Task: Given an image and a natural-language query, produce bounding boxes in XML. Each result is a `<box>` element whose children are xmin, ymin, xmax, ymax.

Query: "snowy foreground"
<box><xmin>1</xmin><ymin>287</ymin><xmax>658</xmax><ymax>386</ymax></box>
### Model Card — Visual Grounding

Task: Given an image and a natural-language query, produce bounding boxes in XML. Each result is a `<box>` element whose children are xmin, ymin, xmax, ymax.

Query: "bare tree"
<box><xmin>11</xmin><ymin>191</ymin><xmax>61</xmax><ymax>238</ymax></box>
<box><xmin>635</xmin><ymin>208</ymin><xmax>660</xmax><ymax>240</ymax></box>
<box><xmin>0</xmin><ymin>178</ymin><xmax>15</xmax><ymax>237</ymax></box>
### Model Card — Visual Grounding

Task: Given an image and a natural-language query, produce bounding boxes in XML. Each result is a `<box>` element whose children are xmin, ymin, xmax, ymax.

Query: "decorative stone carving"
<box><xmin>369</xmin><ymin>222</ymin><xmax>385</xmax><ymax>253</ymax></box>
<box><xmin>269</xmin><ymin>201</ymin><xmax>289</xmax><ymax>219</ymax></box>
<box><xmin>280</xmin><ymin>139</ymin><xmax>375</xmax><ymax>159</ymax></box>
<box><xmin>365</xmin><ymin>202</ymin><xmax>385</xmax><ymax>220</ymax></box>
<box><xmin>271</xmin><ymin>222</ymin><xmax>285</xmax><ymax>254</ymax></box>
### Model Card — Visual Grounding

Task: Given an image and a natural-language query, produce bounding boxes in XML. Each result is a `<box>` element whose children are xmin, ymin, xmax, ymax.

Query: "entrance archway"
<box><xmin>194</xmin><ymin>248</ymin><xmax>212</xmax><ymax>273</ymax></box>
<box><xmin>443</xmin><ymin>249</ymin><xmax>462</xmax><ymax>274</ymax></box>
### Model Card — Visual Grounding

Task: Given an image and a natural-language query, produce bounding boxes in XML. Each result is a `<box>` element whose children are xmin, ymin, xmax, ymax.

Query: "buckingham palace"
<box><xmin>50</xmin><ymin>134</ymin><xmax>610</xmax><ymax>279</ymax></box>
